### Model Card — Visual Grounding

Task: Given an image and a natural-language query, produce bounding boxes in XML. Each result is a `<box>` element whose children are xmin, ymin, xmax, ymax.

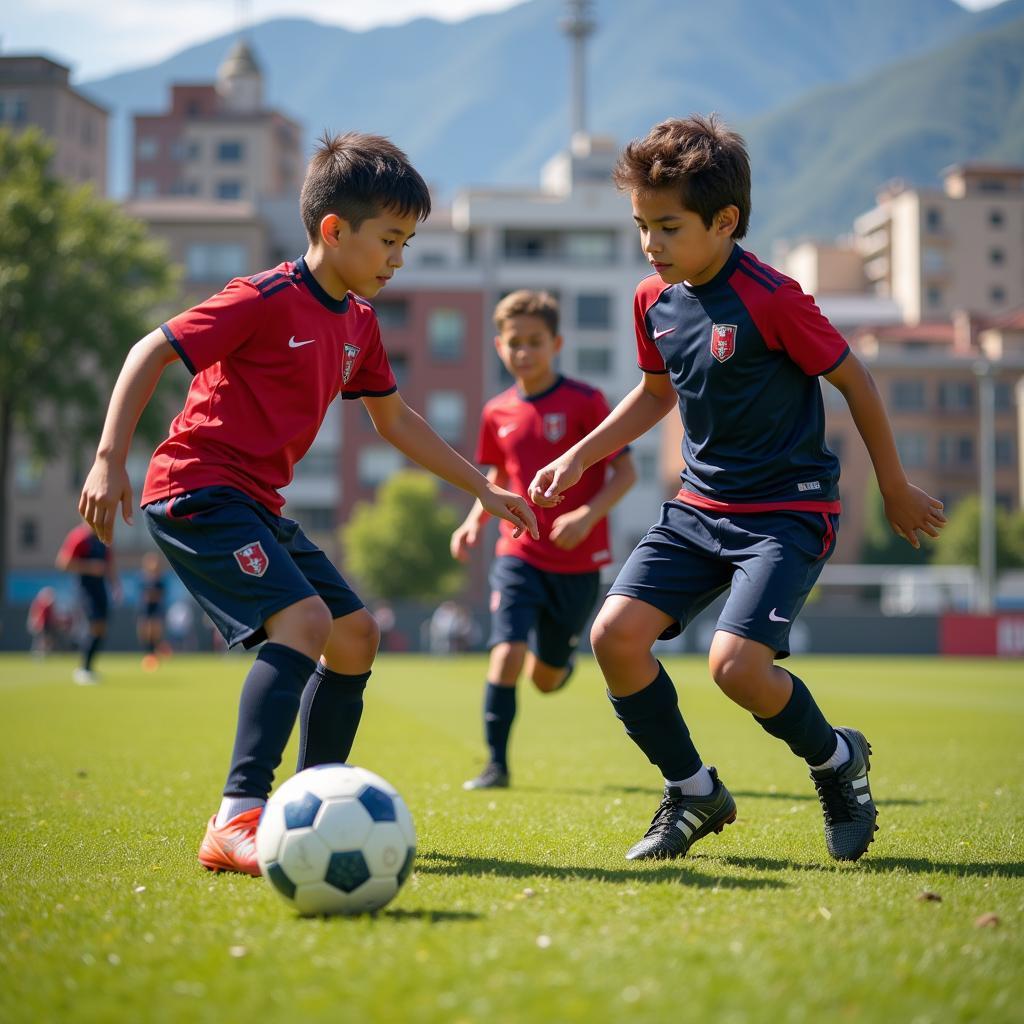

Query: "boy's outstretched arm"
<box><xmin>825</xmin><ymin>352</ymin><xmax>947</xmax><ymax>548</ymax></box>
<box><xmin>363</xmin><ymin>392</ymin><xmax>538</xmax><ymax>540</ymax></box>
<box><xmin>79</xmin><ymin>329</ymin><xmax>179</xmax><ymax>543</ymax></box>
<box><xmin>450</xmin><ymin>465</ymin><xmax>506</xmax><ymax>562</ymax></box>
<box><xmin>549</xmin><ymin>450</ymin><xmax>637</xmax><ymax>550</ymax></box>
<box><xmin>530</xmin><ymin>372</ymin><xmax>675</xmax><ymax>507</ymax></box>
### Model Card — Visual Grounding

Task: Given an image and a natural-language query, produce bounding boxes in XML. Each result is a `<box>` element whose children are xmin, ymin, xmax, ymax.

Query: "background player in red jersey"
<box><xmin>451</xmin><ymin>290</ymin><xmax>635</xmax><ymax>790</ymax></box>
<box><xmin>530</xmin><ymin>116</ymin><xmax>946</xmax><ymax>863</ymax></box>
<box><xmin>56</xmin><ymin>522</ymin><xmax>118</xmax><ymax>684</ymax></box>
<box><xmin>77</xmin><ymin>132</ymin><xmax>538</xmax><ymax>876</ymax></box>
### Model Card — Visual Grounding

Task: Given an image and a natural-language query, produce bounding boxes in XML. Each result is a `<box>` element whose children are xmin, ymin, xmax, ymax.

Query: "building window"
<box><xmin>503</xmin><ymin>230</ymin><xmax>558</xmax><ymax>261</ymax></box>
<box><xmin>890</xmin><ymin>379</ymin><xmax>926</xmax><ymax>411</ymax></box>
<box><xmin>172</xmin><ymin>140</ymin><xmax>201</xmax><ymax>161</ymax></box>
<box><xmin>136</xmin><ymin>179</ymin><xmax>158</xmax><ymax>197</ymax></box>
<box><xmin>19</xmin><ymin>518</ymin><xmax>38</xmax><ymax>550</ymax></box>
<box><xmin>895</xmin><ymin>433</ymin><xmax>928</xmax><ymax>468</ymax></box>
<box><xmin>994</xmin><ymin>381</ymin><xmax>1013</xmax><ymax>411</ymax></box>
<box><xmin>995</xmin><ymin>434</ymin><xmax>1015</xmax><ymax>467</ymax></box>
<box><xmin>978</xmin><ymin>178</ymin><xmax>1008</xmax><ymax>193</ymax></box>
<box><xmin>388</xmin><ymin>352</ymin><xmax>409</xmax><ymax>387</ymax></box>
<box><xmin>14</xmin><ymin>456</ymin><xmax>43</xmax><ymax>495</ymax></box>
<box><xmin>418</xmin><ymin>251</ymin><xmax>447</xmax><ymax>267</ymax></box>
<box><xmin>937</xmin><ymin>435</ymin><xmax>974</xmax><ymax>467</ymax></box>
<box><xmin>576</xmin><ymin>293</ymin><xmax>612</xmax><ymax>329</ymax></box>
<box><xmin>922</xmin><ymin>247</ymin><xmax>946</xmax><ymax>273</ymax></box>
<box><xmin>577</xmin><ymin>347</ymin><xmax>612</xmax><ymax>374</ymax></box>
<box><xmin>217</xmin><ymin>140</ymin><xmax>244</xmax><ymax>162</ymax></box>
<box><xmin>926</xmin><ymin>285</ymin><xmax>943</xmax><ymax>309</ymax></box>
<box><xmin>428</xmin><ymin>308</ymin><xmax>465</xmax><ymax>361</ymax></box>
<box><xmin>989</xmin><ymin>248</ymin><xmax>1005</xmax><ymax>265</ymax></box>
<box><xmin>374</xmin><ymin>300</ymin><xmax>408</xmax><ymax>330</ymax></box>
<box><xmin>937</xmin><ymin>380</ymin><xmax>974</xmax><ymax>412</ymax></box>
<box><xmin>136</xmin><ymin>136</ymin><xmax>158</xmax><ymax>160</ymax></box>
<box><xmin>991</xmin><ymin>286</ymin><xmax>1006</xmax><ymax>304</ymax></box>
<box><xmin>989</xmin><ymin>209</ymin><xmax>1005</xmax><ymax>228</ymax></box>
<box><xmin>426</xmin><ymin>391</ymin><xmax>466</xmax><ymax>444</ymax></box>
<box><xmin>357</xmin><ymin>446</ymin><xmax>404</xmax><ymax>487</ymax></box>
<box><xmin>924</xmin><ymin>207</ymin><xmax>943</xmax><ymax>232</ymax></box>
<box><xmin>565</xmin><ymin>231</ymin><xmax>617</xmax><ymax>265</ymax></box>
<box><xmin>216</xmin><ymin>180</ymin><xmax>243</xmax><ymax>200</ymax></box>
<box><xmin>185</xmin><ymin>242</ymin><xmax>248</xmax><ymax>281</ymax></box>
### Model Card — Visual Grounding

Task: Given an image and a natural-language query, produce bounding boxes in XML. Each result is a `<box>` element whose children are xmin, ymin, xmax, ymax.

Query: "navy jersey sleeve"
<box><xmin>475</xmin><ymin>403</ymin><xmax>502</xmax><ymax>467</ymax></box>
<box><xmin>633</xmin><ymin>283</ymin><xmax>668</xmax><ymax>373</ymax></box>
<box><xmin>767</xmin><ymin>281</ymin><xmax>849</xmax><ymax>377</ymax></box>
<box><xmin>162</xmin><ymin>278</ymin><xmax>263</xmax><ymax>375</ymax></box>
<box><xmin>341</xmin><ymin>320</ymin><xmax>397</xmax><ymax>399</ymax></box>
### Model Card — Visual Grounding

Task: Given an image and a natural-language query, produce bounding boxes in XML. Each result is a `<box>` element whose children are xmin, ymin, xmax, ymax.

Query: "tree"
<box><xmin>929</xmin><ymin>495</ymin><xmax>1024</xmax><ymax>569</ymax></box>
<box><xmin>858</xmin><ymin>483</ymin><xmax>932</xmax><ymax>565</ymax></box>
<box><xmin>341</xmin><ymin>471</ymin><xmax>466</xmax><ymax>602</ymax></box>
<box><xmin>0</xmin><ymin>128</ymin><xmax>177</xmax><ymax>606</ymax></box>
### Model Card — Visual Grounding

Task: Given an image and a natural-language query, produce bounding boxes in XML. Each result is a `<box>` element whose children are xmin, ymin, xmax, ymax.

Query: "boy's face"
<box><xmin>321</xmin><ymin>207</ymin><xmax>419</xmax><ymax>298</ymax></box>
<box><xmin>630</xmin><ymin>188</ymin><xmax>737</xmax><ymax>287</ymax></box>
<box><xmin>495</xmin><ymin>314</ymin><xmax>562</xmax><ymax>389</ymax></box>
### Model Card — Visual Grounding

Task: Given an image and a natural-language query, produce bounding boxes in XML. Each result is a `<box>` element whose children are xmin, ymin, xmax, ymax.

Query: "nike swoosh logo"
<box><xmin>652</xmin><ymin>327</ymin><xmax>676</xmax><ymax>339</ymax></box>
<box><xmin>768</xmin><ymin>608</ymin><xmax>790</xmax><ymax>623</ymax></box>
<box><xmin>288</xmin><ymin>336</ymin><xmax>316</xmax><ymax>348</ymax></box>
<box><xmin>497</xmin><ymin>424</ymin><xmax>517</xmax><ymax>437</ymax></box>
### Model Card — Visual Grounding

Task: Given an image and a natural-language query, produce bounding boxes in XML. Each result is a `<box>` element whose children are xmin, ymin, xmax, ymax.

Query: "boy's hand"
<box><xmin>550</xmin><ymin>507</ymin><xmax>595</xmax><ymax>550</ymax></box>
<box><xmin>528</xmin><ymin>454</ymin><xmax>583</xmax><ymax>508</ymax></box>
<box><xmin>78</xmin><ymin>457</ymin><xmax>134</xmax><ymax>545</ymax></box>
<box><xmin>480</xmin><ymin>485</ymin><xmax>539</xmax><ymax>541</ymax></box>
<box><xmin>883</xmin><ymin>482</ymin><xmax>946</xmax><ymax>549</ymax></box>
<box><xmin>450</xmin><ymin>521</ymin><xmax>481</xmax><ymax>562</ymax></box>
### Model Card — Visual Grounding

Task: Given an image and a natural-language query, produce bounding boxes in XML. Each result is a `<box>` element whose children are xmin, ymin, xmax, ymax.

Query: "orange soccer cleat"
<box><xmin>197</xmin><ymin>807</ymin><xmax>263</xmax><ymax>876</ymax></box>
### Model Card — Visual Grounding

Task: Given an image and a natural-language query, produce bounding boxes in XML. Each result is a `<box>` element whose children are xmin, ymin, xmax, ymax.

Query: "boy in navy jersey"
<box><xmin>78</xmin><ymin>132</ymin><xmax>538</xmax><ymax>876</ymax></box>
<box><xmin>56</xmin><ymin>522</ymin><xmax>118</xmax><ymax>685</ymax></box>
<box><xmin>530</xmin><ymin>116</ymin><xmax>945</xmax><ymax>863</ymax></box>
<box><xmin>451</xmin><ymin>291</ymin><xmax>635</xmax><ymax>789</ymax></box>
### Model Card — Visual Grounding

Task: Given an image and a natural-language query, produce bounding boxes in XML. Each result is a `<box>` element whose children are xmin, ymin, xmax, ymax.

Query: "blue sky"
<box><xmin>2</xmin><ymin>0</ymin><xmax>1003</xmax><ymax>82</ymax></box>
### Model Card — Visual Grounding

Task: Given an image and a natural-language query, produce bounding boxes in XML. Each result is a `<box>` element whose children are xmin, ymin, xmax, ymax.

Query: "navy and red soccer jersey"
<box><xmin>58</xmin><ymin>523</ymin><xmax>110</xmax><ymax>572</ymax></box>
<box><xmin>634</xmin><ymin>245</ymin><xmax>848</xmax><ymax>513</ymax></box>
<box><xmin>142</xmin><ymin>258</ymin><xmax>396</xmax><ymax>515</ymax></box>
<box><xmin>476</xmin><ymin>376</ymin><xmax>619</xmax><ymax>574</ymax></box>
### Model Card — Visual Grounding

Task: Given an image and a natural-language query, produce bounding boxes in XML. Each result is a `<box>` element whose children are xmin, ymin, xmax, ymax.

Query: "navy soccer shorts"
<box><xmin>144</xmin><ymin>486</ymin><xmax>363</xmax><ymax>649</ymax></box>
<box><xmin>79</xmin><ymin>578</ymin><xmax>109</xmax><ymax>624</ymax></box>
<box><xmin>488</xmin><ymin>555</ymin><xmax>601</xmax><ymax>668</ymax></box>
<box><xmin>607</xmin><ymin>501</ymin><xmax>839</xmax><ymax>658</ymax></box>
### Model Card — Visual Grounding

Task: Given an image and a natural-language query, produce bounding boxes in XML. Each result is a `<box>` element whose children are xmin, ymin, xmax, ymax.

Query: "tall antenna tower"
<box><xmin>561</xmin><ymin>0</ymin><xmax>596</xmax><ymax>139</ymax></box>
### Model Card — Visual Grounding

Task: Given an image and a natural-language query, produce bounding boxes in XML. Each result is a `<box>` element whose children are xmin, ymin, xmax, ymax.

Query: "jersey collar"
<box><xmin>295</xmin><ymin>256</ymin><xmax>351</xmax><ymax>314</ymax></box>
<box><xmin>517</xmin><ymin>375</ymin><xmax>564</xmax><ymax>403</ymax></box>
<box><xmin>681</xmin><ymin>244</ymin><xmax>744</xmax><ymax>296</ymax></box>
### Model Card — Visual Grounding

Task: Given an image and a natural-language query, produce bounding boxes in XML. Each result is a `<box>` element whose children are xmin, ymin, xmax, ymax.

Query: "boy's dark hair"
<box><xmin>493</xmin><ymin>290</ymin><xmax>560</xmax><ymax>336</ymax></box>
<box><xmin>613</xmin><ymin>114</ymin><xmax>751</xmax><ymax>240</ymax></box>
<box><xmin>300</xmin><ymin>131</ymin><xmax>432</xmax><ymax>241</ymax></box>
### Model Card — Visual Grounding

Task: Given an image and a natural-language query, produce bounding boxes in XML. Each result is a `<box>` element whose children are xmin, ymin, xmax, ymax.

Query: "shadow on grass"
<box><xmin>602</xmin><ymin>784</ymin><xmax>927</xmax><ymax>807</ymax></box>
<box><xmin>417</xmin><ymin>851</ymin><xmax>787</xmax><ymax>890</ymax></box>
<box><xmin>382</xmin><ymin>908</ymin><xmax>481</xmax><ymax>922</ymax></box>
<box><xmin>714</xmin><ymin>854</ymin><xmax>1024</xmax><ymax>879</ymax></box>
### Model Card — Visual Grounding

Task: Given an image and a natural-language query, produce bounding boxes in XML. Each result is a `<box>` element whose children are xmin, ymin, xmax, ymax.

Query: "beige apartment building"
<box><xmin>0</xmin><ymin>55</ymin><xmax>108</xmax><ymax>192</ymax></box>
<box><xmin>854</xmin><ymin>164</ymin><xmax>1024</xmax><ymax>325</ymax></box>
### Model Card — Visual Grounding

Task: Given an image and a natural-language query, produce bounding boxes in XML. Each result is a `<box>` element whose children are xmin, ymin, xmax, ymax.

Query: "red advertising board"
<box><xmin>940</xmin><ymin>614</ymin><xmax>1024</xmax><ymax>656</ymax></box>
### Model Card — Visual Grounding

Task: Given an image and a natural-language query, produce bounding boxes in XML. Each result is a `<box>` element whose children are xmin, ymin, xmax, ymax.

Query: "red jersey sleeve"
<box><xmin>475</xmin><ymin>405</ymin><xmax>502</xmax><ymax>467</ymax></box>
<box><xmin>340</xmin><ymin>320</ymin><xmax>397</xmax><ymax>399</ymax></box>
<box><xmin>161</xmin><ymin>278</ymin><xmax>263</xmax><ymax>375</ymax></box>
<box><xmin>58</xmin><ymin>527</ymin><xmax>88</xmax><ymax>562</ymax></box>
<box><xmin>634</xmin><ymin>280</ymin><xmax>668</xmax><ymax>373</ymax></box>
<box><xmin>768</xmin><ymin>281</ymin><xmax>849</xmax><ymax>377</ymax></box>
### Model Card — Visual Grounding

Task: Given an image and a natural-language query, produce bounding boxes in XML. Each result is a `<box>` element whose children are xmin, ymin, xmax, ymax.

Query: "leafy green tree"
<box><xmin>859</xmin><ymin>483</ymin><xmax>932</xmax><ymax>565</ymax></box>
<box><xmin>0</xmin><ymin>128</ymin><xmax>177</xmax><ymax>604</ymax></box>
<box><xmin>341</xmin><ymin>471</ymin><xmax>465</xmax><ymax>602</ymax></box>
<box><xmin>930</xmin><ymin>495</ymin><xmax>1024</xmax><ymax>569</ymax></box>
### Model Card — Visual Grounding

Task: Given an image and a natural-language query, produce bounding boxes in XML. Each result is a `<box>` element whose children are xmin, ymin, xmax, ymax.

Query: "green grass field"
<box><xmin>1</xmin><ymin>652</ymin><xmax>1021</xmax><ymax>1023</ymax></box>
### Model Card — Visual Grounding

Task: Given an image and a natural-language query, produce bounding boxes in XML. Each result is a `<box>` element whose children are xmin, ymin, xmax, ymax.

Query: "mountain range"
<box><xmin>79</xmin><ymin>0</ymin><xmax>1024</xmax><ymax>249</ymax></box>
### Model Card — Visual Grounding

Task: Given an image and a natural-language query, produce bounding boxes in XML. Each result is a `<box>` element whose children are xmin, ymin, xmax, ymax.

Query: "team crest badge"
<box><xmin>543</xmin><ymin>413</ymin><xmax>566</xmax><ymax>443</ymax></box>
<box><xmin>342</xmin><ymin>343</ymin><xmax>360</xmax><ymax>384</ymax></box>
<box><xmin>233</xmin><ymin>542</ymin><xmax>269</xmax><ymax>578</ymax></box>
<box><xmin>710</xmin><ymin>323</ymin><xmax>737</xmax><ymax>362</ymax></box>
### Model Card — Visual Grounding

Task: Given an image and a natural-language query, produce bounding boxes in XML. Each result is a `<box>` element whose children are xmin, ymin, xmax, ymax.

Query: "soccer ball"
<box><xmin>255</xmin><ymin>763</ymin><xmax>416</xmax><ymax>916</ymax></box>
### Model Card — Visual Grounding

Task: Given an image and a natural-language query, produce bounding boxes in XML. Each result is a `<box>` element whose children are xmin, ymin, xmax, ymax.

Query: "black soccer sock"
<box><xmin>82</xmin><ymin>634</ymin><xmax>102</xmax><ymax>671</ymax></box>
<box><xmin>483</xmin><ymin>682</ymin><xmax>516</xmax><ymax>770</ymax></box>
<box><xmin>754</xmin><ymin>671</ymin><xmax>838</xmax><ymax>765</ymax></box>
<box><xmin>223</xmin><ymin>642</ymin><xmax>316</xmax><ymax>799</ymax></box>
<box><xmin>608</xmin><ymin>662</ymin><xmax>703</xmax><ymax>781</ymax></box>
<box><xmin>296</xmin><ymin>665</ymin><xmax>369</xmax><ymax>770</ymax></box>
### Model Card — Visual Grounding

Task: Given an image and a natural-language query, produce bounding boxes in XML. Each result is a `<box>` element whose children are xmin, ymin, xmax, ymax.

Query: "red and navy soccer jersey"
<box><xmin>477</xmin><ymin>376</ymin><xmax>618</xmax><ymax>574</ymax></box>
<box><xmin>634</xmin><ymin>245</ymin><xmax>848</xmax><ymax>513</ymax></box>
<box><xmin>142</xmin><ymin>257</ymin><xmax>396</xmax><ymax>515</ymax></box>
<box><xmin>58</xmin><ymin>523</ymin><xmax>110</xmax><ymax>574</ymax></box>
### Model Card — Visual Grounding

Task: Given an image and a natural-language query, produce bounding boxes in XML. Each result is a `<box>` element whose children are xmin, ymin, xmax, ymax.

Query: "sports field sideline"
<box><xmin>1</xmin><ymin>653</ymin><xmax>1020</xmax><ymax>1023</ymax></box>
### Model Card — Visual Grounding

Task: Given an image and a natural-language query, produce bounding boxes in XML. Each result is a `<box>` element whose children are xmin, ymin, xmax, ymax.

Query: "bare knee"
<box><xmin>323</xmin><ymin>608</ymin><xmax>380</xmax><ymax>671</ymax></box>
<box><xmin>490</xmin><ymin>642</ymin><xmax>526</xmax><ymax>684</ymax></box>
<box><xmin>590</xmin><ymin>609</ymin><xmax>637</xmax><ymax>665</ymax></box>
<box><xmin>707</xmin><ymin>638</ymin><xmax>775</xmax><ymax>710</ymax></box>
<box><xmin>267</xmin><ymin>597</ymin><xmax>333</xmax><ymax>660</ymax></box>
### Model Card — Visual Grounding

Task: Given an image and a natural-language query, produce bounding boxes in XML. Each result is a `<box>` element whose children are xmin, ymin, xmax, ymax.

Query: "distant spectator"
<box><xmin>26</xmin><ymin>586</ymin><xmax>61</xmax><ymax>657</ymax></box>
<box><xmin>137</xmin><ymin>551</ymin><xmax>168</xmax><ymax>671</ymax></box>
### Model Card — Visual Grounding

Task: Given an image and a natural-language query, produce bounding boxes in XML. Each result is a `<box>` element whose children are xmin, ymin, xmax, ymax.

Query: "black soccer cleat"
<box><xmin>810</xmin><ymin>727</ymin><xmax>878</xmax><ymax>862</ymax></box>
<box><xmin>625</xmin><ymin>767</ymin><xmax>737</xmax><ymax>861</ymax></box>
<box><xmin>462</xmin><ymin>763</ymin><xmax>510</xmax><ymax>791</ymax></box>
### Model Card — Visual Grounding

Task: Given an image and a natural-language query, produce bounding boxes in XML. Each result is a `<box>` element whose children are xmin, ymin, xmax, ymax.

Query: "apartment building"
<box><xmin>0</xmin><ymin>55</ymin><xmax>108</xmax><ymax>192</ymax></box>
<box><xmin>855</xmin><ymin>164</ymin><xmax>1024</xmax><ymax>325</ymax></box>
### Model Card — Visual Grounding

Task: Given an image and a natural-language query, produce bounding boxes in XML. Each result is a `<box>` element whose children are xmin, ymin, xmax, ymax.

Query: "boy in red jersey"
<box><xmin>78</xmin><ymin>132</ymin><xmax>538</xmax><ymax>876</ymax></box>
<box><xmin>530</xmin><ymin>116</ymin><xmax>945</xmax><ymax>862</ymax></box>
<box><xmin>451</xmin><ymin>291</ymin><xmax>635</xmax><ymax>789</ymax></box>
